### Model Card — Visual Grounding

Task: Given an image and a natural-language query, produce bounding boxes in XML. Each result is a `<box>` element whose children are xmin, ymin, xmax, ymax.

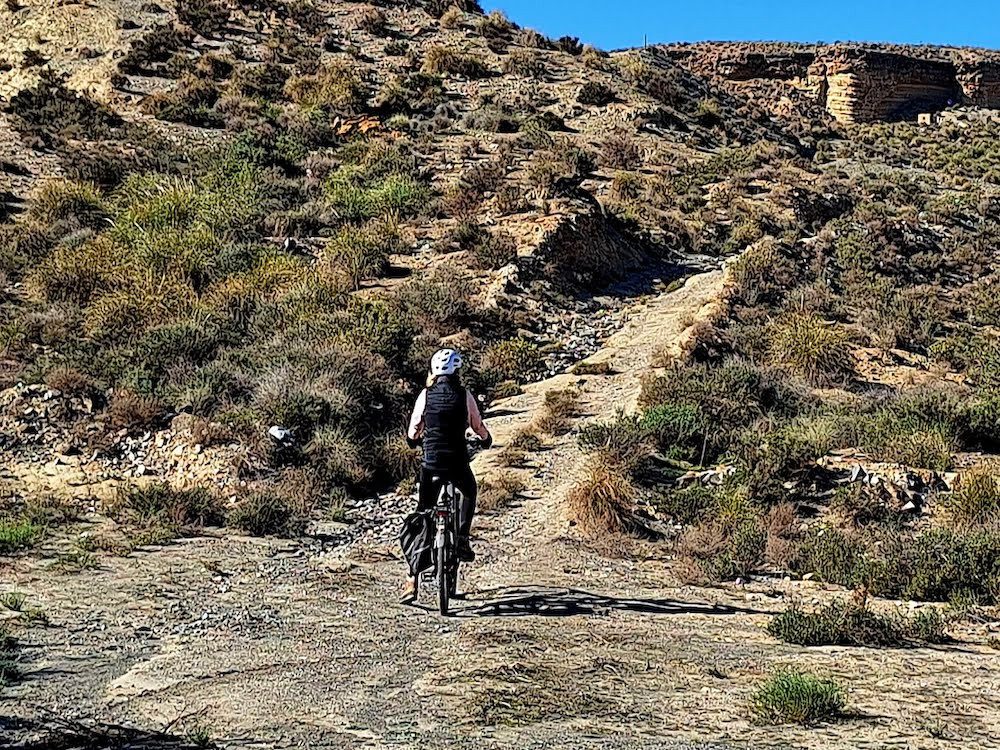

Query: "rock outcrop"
<box><xmin>811</xmin><ymin>48</ymin><xmax>961</xmax><ymax>123</ymax></box>
<box><xmin>664</xmin><ymin>42</ymin><xmax>1000</xmax><ymax>123</ymax></box>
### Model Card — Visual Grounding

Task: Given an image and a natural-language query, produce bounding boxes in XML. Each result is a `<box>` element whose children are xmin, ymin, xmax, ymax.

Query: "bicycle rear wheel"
<box><xmin>437</xmin><ymin>543</ymin><xmax>450</xmax><ymax>616</ymax></box>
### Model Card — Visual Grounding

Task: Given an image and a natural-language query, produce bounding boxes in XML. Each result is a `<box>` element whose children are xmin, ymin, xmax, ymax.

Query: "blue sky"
<box><xmin>480</xmin><ymin>1</ymin><xmax>1000</xmax><ymax>51</ymax></box>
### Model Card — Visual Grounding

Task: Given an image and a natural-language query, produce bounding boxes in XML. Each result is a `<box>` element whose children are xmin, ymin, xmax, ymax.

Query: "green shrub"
<box><xmin>384</xmin><ymin>40</ymin><xmax>409</xmax><ymax>56</ymax></box>
<box><xmin>482</xmin><ymin>337</ymin><xmax>543</xmax><ymax>384</ymax></box>
<box><xmin>793</xmin><ymin>525</ymin><xmax>1000</xmax><ymax>604</ymax></box>
<box><xmin>375</xmin><ymin>73</ymin><xmax>446</xmax><ymax>115</ymax></box>
<box><xmin>393</xmin><ymin>265</ymin><xmax>475</xmax><ymax>337</ymax></box>
<box><xmin>322</xmin><ymin>218</ymin><xmax>401</xmax><ymax>287</ymax></box>
<box><xmin>229</xmin><ymin>492</ymin><xmax>308</xmax><ymax>537</ymax></box>
<box><xmin>768</xmin><ymin>600</ymin><xmax>948</xmax><ymax>647</ymax></box>
<box><xmin>639</xmin><ymin>402</ymin><xmax>705</xmax><ymax>458</ymax></box>
<box><xmin>232</xmin><ymin>63</ymin><xmax>291</xmax><ymax>99</ymax></box>
<box><xmin>29</xmin><ymin>179</ymin><xmax>107</xmax><ymax>230</ymax></box>
<box><xmin>640</xmin><ymin>359</ymin><xmax>802</xmax><ymax>463</ymax></box>
<box><xmin>306</xmin><ymin>426</ymin><xmax>370</xmax><ymax>487</ymax></box>
<box><xmin>0</xmin><ymin>654</ymin><xmax>23</xmax><ymax>688</ymax></box>
<box><xmin>577</xmin><ymin>413</ymin><xmax>652</xmax><ymax>470</ymax></box>
<box><xmin>109</xmin><ymin>483</ymin><xmax>225</xmax><ymax>530</ymax></box>
<box><xmin>946</xmin><ymin>467</ymin><xmax>1000</xmax><ymax>527</ymax></box>
<box><xmin>768</xmin><ymin>313</ymin><xmax>853</xmax><ymax>385</ymax></box>
<box><xmin>792</xmin><ymin>525</ymin><xmax>865</xmax><ymax>586</ymax></box>
<box><xmin>577</xmin><ymin>81</ymin><xmax>615</xmax><ymax>106</ymax></box>
<box><xmin>653</xmin><ymin>484</ymin><xmax>718</xmax><ymax>525</ymax></box>
<box><xmin>749</xmin><ymin>668</ymin><xmax>846</xmax><ymax>726</ymax></box>
<box><xmin>729</xmin><ymin>240</ymin><xmax>800</xmax><ymax>309</ymax></box>
<box><xmin>325</xmin><ymin>169</ymin><xmax>428</xmax><ymax>221</ymax></box>
<box><xmin>0</xmin><ymin>518</ymin><xmax>42</xmax><ymax>554</ymax></box>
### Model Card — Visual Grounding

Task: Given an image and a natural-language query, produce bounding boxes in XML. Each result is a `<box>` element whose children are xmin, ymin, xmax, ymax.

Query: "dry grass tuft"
<box><xmin>533</xmin><ymin>387</ymin><xmax>580</xmax><ymax>435</ymax></box>
<box><xmin>479</xmin><ymin>472</ymin><xmax>526</xmax><ymax>512</ymax></box>
<box><xmin>568</xmin><ymin>456</ymin><xmax>636</xmax><ymax>534</ymax></box>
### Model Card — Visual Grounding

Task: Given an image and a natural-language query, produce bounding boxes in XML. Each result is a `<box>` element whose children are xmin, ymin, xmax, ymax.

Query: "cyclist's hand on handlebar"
<box><xmin>468</xmin><ymin>434</ymin><xmax>493</xmax><ymax>449</ymax></box>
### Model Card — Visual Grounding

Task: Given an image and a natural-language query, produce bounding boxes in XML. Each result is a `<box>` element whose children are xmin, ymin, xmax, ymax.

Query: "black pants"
<box><xmin>417</xmin><ymin>464</ymin><xmax>477</xmax><ymax>541</ymax></box>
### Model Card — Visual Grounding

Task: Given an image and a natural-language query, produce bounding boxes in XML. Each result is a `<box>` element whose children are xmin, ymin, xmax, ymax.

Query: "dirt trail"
<box><xmin>6</xmin><ymin>266</ymin><xmax>1000</xmax><ymax>750</ymax></box>
<box><xmin>468</xmin><ymin>268</ymin><xmax>726</xmax><ymax>586</ymax></box>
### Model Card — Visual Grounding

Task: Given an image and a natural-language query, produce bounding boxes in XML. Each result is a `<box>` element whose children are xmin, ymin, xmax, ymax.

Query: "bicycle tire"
<box><xmin>437</xmin><ymin>540</ymin><xmax>450</xmax><ymax>616</ymax></box>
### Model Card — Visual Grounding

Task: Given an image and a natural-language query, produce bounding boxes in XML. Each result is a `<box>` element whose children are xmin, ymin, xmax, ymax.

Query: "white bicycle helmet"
<box><xmin>430</xmin><ymin>348</ymin><xmax>463</xmax><ymax>376</ymax></box>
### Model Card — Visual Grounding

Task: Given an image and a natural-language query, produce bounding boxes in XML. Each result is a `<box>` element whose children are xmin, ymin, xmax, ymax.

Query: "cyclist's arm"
<box><xmin>407</xmin><ymin>390</ymin><xmax>427</xmax><ymax>442</ymax></box>
<box><xmin>466</xmin><ymin>390</ymin><xmax>491</xmax><ymax>442</ymax></box>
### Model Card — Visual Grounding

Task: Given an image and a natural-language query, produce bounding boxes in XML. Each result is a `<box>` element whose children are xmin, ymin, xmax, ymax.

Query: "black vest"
<box><xmin>422</xmin><ymin>377</ymin><xmax>468</xmax><ymax>470</ymax></box>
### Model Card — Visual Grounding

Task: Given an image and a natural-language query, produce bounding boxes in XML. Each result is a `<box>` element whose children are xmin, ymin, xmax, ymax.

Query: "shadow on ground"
<box><xmin>457</xmin><ymin>586</ymin><xmax>766</xmax><ymax>618</ymax></box>
<box><xmin>0</xmin><ymin>713</ymin><xmax>222</xmax><ymax>750</ymax></box>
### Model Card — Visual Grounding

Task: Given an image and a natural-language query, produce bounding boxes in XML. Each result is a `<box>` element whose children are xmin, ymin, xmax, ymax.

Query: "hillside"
<box><xmin>4</xmin><ymin>1</ymin><xmax>1000</xmax><ymax>749</ymax></box>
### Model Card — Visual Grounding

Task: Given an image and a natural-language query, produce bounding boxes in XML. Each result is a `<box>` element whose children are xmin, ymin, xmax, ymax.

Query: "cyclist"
<box><xmin>402</xmin><ymin>348</ymin><xmax>492</xmax><ymax>604</ymax></box>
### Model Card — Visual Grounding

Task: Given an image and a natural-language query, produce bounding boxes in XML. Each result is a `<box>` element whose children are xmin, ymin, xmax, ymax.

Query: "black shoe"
<box><xmin>458</xmin><ymin>539</ymin><xmax>476</xmax><ymax>562</ymax></box>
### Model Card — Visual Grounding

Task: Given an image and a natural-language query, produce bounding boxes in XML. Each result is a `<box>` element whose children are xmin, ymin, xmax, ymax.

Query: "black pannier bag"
<box><xmin>399</xmin><ymin>510</ymin><xmax>434</xmax><ymax>577</ymax></box>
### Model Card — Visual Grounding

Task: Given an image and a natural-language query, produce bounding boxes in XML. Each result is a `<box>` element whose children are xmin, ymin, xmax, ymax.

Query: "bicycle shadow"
<box><xmin>453</xmin><ymin>586</ymin><xmax>766</xmax><ymax>618</ymax></box>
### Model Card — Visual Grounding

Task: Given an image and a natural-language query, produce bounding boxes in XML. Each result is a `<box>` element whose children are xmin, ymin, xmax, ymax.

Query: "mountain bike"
<box><xmin>429</xmin><ymin>475</ymin><xmax>463</xmax><ymax>616</ymax></box>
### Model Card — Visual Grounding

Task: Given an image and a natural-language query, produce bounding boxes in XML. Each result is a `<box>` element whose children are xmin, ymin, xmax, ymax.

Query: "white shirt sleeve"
<box><xmin>407</xmin><ymin>390</ymin><xmax>427</xmax><ymax>440</ymax></box>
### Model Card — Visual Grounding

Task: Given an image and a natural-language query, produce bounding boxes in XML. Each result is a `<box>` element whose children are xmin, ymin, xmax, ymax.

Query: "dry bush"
<box><xmin>380</xmin><ymin>433</ymin><xmax>420</xmax><ymax>482</ymax></box>
<box><xmin>510</xmin><ymin>428</ymin><xmax>543</xmax><ymax>452</ymax></box>
<box><xmin>494</xmin><ymin>185</ymin><xmax>529</xmax><ymax>215</ymax></box>
<box><xmin>477</xmin><ymin>10</ymin><xmax>513</xmax><ymax>36</ymax></box>
<box><xmin>190</xmin><ymin>417</ymin><xmax>235</xmax><ymax>448</ymax></box>
<box><xmin>765</xmin><ymin>503</ymin><xmax>800</xmax><ymax>569</ymax></box>
<box><xmin>438</xmin><ymin>6</ymin><xmax>463</xmax><ymax>27</ymax></box>
<box><xmin>108</xmin><ymin>482</ymin><xmax>225</xmax><ymax>531</ymax></box>
<box><xmin>109</xmin><ymin>390</ymin><xmax>162</xmax><ymax>430</ymax></box>
<box><xmin>568</xmin><ymin>456</ymin><xmax>636</xmax><ymax>534</ymax></box>
<box><xmin>422</xmin><ymin>46</ymin><xmax>491</xmax><ymax>78</ymax></box>
<box><xmin>44</xmin><ymin>366</ymin><xmax>97</xmax><ymax>396</ymax></box>
<box><xmin>479</xmin><ymin>472</ymin><xmax>525</xmax><ymax>512</ymax></box>
<box><xmin>581</xmin><ymin>45</ymin><xmax>609</xmax><ymax>70</ymax></box>
<box><xmin>229</xmin><ymin>491</ymin><xmax>309</xmax><ymax>537</ymax></box>
<box><xmin>496</xmin><ymin>445</ymin><xmax>527</xmax><ymax>467</ymax></box>
<box><xmin>514</xmin><ymin>28</ymin><xmax>548</xmax><ymax>48</ymax></box>
<box><xmin>571</xmin><ymin>361</ymin><xmax>613</xmax><ymax>376</ymax></box>
<box><xmin>534</xmin><ymin>388</ymin><xmax>580</xmax><ymax>435</ymax></box>
<box><xmin>284</xmin><ymin>61</ymin><xmax>366</xmax><ymax>112</ymax></box>
<box><xmin>471</xmin><ymin>230</ymin><xmax>517</xmax><ymax>270</ymax></box>
<box><xmin>601</xmin><ymin>131</ymin><xmax>641</xmax><ymax>170</ymax></box>
<box><xmin>176</xmin><ymin>0</ymin><xmax>230</xmax><ymax>36</ymax></box>
<box><xmin>503</xmin><ymin>50</ymin><xmax>546</xmax><ymax>79</ymax></box>
<box><xmin>358</xmin><ymin>6</ymin><xmax>388</xmax><ymax>35</ymax></box>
